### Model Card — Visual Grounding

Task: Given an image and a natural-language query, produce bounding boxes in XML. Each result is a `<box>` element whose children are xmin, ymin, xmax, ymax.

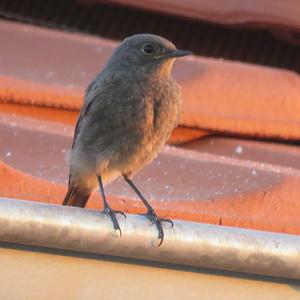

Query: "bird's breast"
<box><xmin>109</xmin><ymin>77</ymin><xmax>181</xmax><ymax>175</ymax></box>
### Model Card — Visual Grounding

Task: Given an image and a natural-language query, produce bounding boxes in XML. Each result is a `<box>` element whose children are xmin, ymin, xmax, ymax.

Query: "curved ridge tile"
<box><xmin>1</xmin><ymin>20</ymin><xmax>300</xmax><ymax>140</ymax></box>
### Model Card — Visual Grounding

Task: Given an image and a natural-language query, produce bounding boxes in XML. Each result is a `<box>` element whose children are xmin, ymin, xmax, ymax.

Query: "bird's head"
<box><xmin>106</xmin><ymin>34</ymin><xmax>192</xmax><ymax>77</ymax></box>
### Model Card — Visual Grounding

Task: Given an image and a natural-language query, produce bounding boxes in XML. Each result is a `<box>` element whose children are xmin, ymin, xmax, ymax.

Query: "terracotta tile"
<box><xmin>1</xmin><ymin>20</ymin><xmax>300</xmax><ymax>236</ymax></box>
<box><xmin>1</xmin><ymin>20</ymin><xmax>300</xmax><ymax>140</ymax></box>
<box><xmin>184</xmin><ymin>137</ymin><xmax>300</xmax><ymax>170</ymax></box>
<box><xmin>0</xmin><ymin>102</ymin><xmax>78</xmax><ymax>125</ymax></box>
<box><xmin>177</xmin><ymin>56</ymin><xmax>300</xmax><ymax>140</ymax></box>
<box><xmin>0</xmin><ymin>160</ymin><xmax>64</xmax><ymax>205</ymax></box>
<box><xmin>1</xmin><ymin>113</ymin><xmax>300</xmax><ymax>235</ymax></box>
<box><xmin>0</xmin><ymin>160</ymin><xmax>122</xmax><ymax>209</ymax></box>
<box><xmin>0</xmin><ymin>105</ymin><xmax>203</xmax><ymax>145</ymax></box>
<box><xmin>167</xmin><ymin>127</ymin><xmax>208</xmax><ymax>145</ymax></box>
<box><xmin>81</xmin><ymin>0</ymin><xmax>300</xmax><ymax>32</ymax></box>
<box><xmin>152</xmin><ymin>147</ymin><xmax>300</xmax><ymax>235</ymax></box>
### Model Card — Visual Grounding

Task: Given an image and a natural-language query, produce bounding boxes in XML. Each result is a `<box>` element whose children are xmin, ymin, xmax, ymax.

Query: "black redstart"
<box><xmin>63</xmin><ymin>34</ymin><xmax>192</xmax><ymax>246</ymax></box>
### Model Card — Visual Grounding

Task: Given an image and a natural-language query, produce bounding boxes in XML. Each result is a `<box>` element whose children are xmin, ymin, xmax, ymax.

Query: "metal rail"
<box><xmin>0</xmin><ymin>197</ymin><xmax>299</xmax><ymax>279</ymax></box>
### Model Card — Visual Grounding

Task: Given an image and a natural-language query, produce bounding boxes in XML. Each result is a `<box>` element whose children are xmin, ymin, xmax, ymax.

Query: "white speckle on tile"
<box><xmin>45</xmin><ymin>71</ymin><xmax>55</xmax><ymax>79</ymax></box>
<box><xmin>235</xmin><ymin>146</ymin><xmax>243</xmax><ymax>155</ymax></box>
<box><xmin>67</xmin><ymin>83</ymin><xmax>75</xmax><ymax>89</ymax></box>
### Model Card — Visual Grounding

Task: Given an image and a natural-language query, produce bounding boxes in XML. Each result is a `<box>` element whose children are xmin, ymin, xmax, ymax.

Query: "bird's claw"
<box><xmin>160</xmin><ymin>218</ymin><xmax>173</xmax><ymax>228</ymax></box>
<box><xmin>149</xmin><ymin>216</ymin><xmax>173</xmax><ymax>227</ymax></box>
<box><xmin>103</xmin><ymin>207</ymin><xmax>125</xmax><ymax>237</ymax></box>
<box><xmin>144</xmin><ymin>209</ymin><xmax>173</xmax><ymax>247</ymax></box>
<box><xmin>114</xmin><ymin>210</ymin><xmax>127</xmax><ymax>218</ymax></box>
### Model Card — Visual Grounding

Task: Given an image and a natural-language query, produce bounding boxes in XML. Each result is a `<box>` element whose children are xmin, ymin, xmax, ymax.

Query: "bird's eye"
<box><xmin>141</xmin><ymin>43</ymin><xmax>155</xmax><ymax>55</ymax></box>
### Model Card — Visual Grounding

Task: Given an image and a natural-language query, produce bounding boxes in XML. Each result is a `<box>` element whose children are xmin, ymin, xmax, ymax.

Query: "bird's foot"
<box><xmin>103</xmin><ymin>206</ymin><xmax>126</xmax><ymax>237</ymax></box>
<box><xmin>142</xmin><ymin>208</ymin><xmax>173</xmax><ymax>247</ymax></box>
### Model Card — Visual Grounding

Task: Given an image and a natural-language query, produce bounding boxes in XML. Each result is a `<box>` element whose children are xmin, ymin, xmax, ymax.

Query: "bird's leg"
<box><xmin>123</xmin><ymin>175</ymin><xmax>173</xmax><ymax>246</ymax></box>
<box><xmin>97</xmin><ymin>176</ymin><xmax>126</xmax><ymax>237</ymax></box>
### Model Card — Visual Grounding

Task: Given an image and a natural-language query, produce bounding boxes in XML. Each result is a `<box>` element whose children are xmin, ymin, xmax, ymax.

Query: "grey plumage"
<box><xmin>63</xmin><ymin>34</ymin><xmax>192</xmax><ymax>245</ymax></box>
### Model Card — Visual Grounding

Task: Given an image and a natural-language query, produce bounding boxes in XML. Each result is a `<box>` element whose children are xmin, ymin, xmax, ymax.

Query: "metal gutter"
<box><xmin>0</xmin><ymin>197</ymin><xmax>299</xmax><ymax>279</ymax></box>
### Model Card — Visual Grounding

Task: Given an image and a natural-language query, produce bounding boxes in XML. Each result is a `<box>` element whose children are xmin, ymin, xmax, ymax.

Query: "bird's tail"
<box><xmin>62</xmin><ymin>183</ymin><xmax>91</xmax><ymax>208</ymax></box>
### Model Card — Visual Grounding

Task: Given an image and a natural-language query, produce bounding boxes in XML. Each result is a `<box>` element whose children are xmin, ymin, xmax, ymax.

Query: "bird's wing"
<box><xmin>71</xmin><ymin>96</ymin><xmax>95</xmax><ymax>149</ymax></box>
<box><xmin>67</xmin><ymin>94</ymin><xmax>98</xmax><ymax>187</ymax></box>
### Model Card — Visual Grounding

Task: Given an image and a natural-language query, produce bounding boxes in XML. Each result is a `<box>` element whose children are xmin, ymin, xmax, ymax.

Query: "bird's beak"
<box><xmin>166</xmin><ymin>49</ymin><xmax>193</xmax><ymax>58</ymax></box>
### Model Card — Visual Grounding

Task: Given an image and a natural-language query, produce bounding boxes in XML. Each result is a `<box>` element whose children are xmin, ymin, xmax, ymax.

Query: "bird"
<box><xmin>63</xmin><ymin>34</ymin><xmax>192</xmax><ymax>246</ymax></box>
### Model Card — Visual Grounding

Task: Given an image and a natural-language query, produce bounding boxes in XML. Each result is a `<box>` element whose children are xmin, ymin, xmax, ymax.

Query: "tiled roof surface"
<box><xmin>1</xmin><ymin>19</ymin><xmax>300</xmax><ymax>236</ymax></box>
<box><xmin>98</xmin><ymin>0</ymin><xmax>300</xmax><ymax>31</ymax></box>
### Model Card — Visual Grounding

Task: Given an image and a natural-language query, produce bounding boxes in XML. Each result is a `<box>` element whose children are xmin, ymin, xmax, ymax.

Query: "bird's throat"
<box><xmin>157</xmin><ymin>58</ymin><xmax>176</xmax><ymax>78</ymax></box>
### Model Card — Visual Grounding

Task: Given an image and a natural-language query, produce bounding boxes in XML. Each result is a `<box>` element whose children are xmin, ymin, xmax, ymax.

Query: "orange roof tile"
<box><xmin>1</xmin><ymin>20</ymin><xmax>300</xmax><ymax>140</ymax></box>
<box><xmin>1</xmin><ymin>20</ymin><xmax>300</xmax><ymax>237</ymax></box>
